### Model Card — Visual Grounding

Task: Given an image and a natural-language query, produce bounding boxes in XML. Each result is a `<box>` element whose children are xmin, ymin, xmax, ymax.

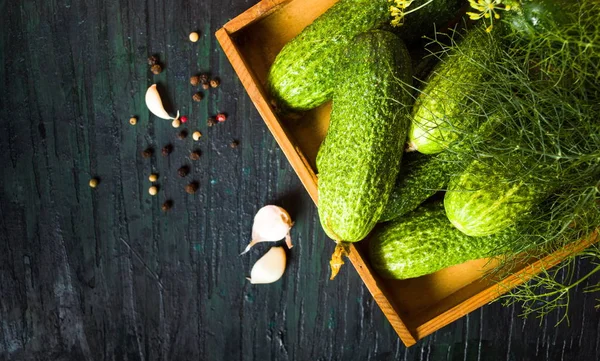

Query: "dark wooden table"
<box><xmin>1</xmin><ymin>1</ymin><xmax>599</xmax><ymax>360</ymax></box>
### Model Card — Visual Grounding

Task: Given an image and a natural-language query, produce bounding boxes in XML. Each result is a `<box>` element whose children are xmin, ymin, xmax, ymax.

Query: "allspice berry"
<box><xmin>129</xmin><ymin>117</ymin><xmax>137</xmax><ymax>125</ymax></box>
<box><xmin>148</xmin><ymin>173</ymin><xmax>158</xmax><ymax>182</ymax></box>
<box><xmin>210</xmin><ymin>78</ymin><xmax>220</xmax><ymax>88</ymax></box>
<box><xmin>177</xmin><ymin>166</ymin><xmax>189</xmax><ymax>177</ymax></box>
<box><xmin>207</xmin><ymin>116</ymin><xmax>217</xmax><ymax>127</ymax></box>
<box><xmin>199</xmin><ymin>73</ymin><xmax>209</xmax><ymax>83</ymax></box>
<box><xmin>189</xmin><ymin>151</ymin><xmax>201</xmax><ymax>161</ymax></box>
<box><xmin>177</xmin><ymin>130</ymin><xmax>188</xmax><ymax>140</ymax></box>
<box><xmin>147</xmin><ymin>55</ymin><xmax>159</xmax><ymax>66</ymax></box>
<box><xmin>149</xmin><ymin>185</ymin><xmax>158</xmax><ymax>196</ymax></box>
<box><xmin>190</xmin><ymin>75</ymin><xmax>200</xmax><ymax>87</ymax></box>
<box><xmin>192</xmin><ymin>131</ymin><xmax>202</xmax><ymax>141</ymax></box>
<box><xmin>192</xmin><ymin>92</ymin><xmax>203</xmax><ymax>102</ymax></box>
<box><xmin>189</xmin><ymin>32</ymin><xmax>200</xmax><ymax>43</ymax></box>
<box><xmin>89</xmin><ymin>178</ymin><xmax>99</xmax><ymax>188</ymax></box>
<box><xmin>185</xmin><ymin>182</ymin><xmax>199</xmax><ymax>194</ymax></box>
<box><xmin>161</xmin><ymin>200</ymin><xmax>173</xmax><ymax>212</ymax></box>
<box><xmin>151</xmin><ymin>64</ymin><xmax>162</xmax><ymax>75</ymax></box>
<box><xmin>201</xmin><ymin>82</ymin><xmax>210</xmax><ymax>90</ymax></box>
<box><xmin>161</xmin><ymin>144</ymin><xmax>173</xmax><ymax>156</ymax></box>
<box><xmin>142</xmin><ymin>148</ymin><xmax>153</xmax><ymax>158</ymax></box>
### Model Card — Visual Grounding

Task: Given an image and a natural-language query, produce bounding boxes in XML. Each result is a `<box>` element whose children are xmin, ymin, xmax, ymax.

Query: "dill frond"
<box><xmin>420</xmin><ymin>0</ymin><xmax>600</xmax><ymax>321</ymax></box>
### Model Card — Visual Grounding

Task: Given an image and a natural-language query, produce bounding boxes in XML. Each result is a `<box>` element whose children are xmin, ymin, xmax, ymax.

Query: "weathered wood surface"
<box><xmin>0</xmin><ymin>0</ymin><xmax>599</xmax><ymax>360</ymax></box>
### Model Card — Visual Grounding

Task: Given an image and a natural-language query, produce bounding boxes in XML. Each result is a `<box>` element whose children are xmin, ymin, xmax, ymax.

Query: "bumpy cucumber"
<box><xmin>408</xmin><ymin>26</ymin><xmax>500</xmax><ymax>154</ymax></box>
<box><xmin>267</xmin><ymin>0</ymin><xmax>390</xmax><ymax>112</ymax></box>
<box><xmin>268</xmin><ymin>0</ymin><xmax>465</xmax><ymax>112</ymax></box>
<box><xmin>379</xmin><ymin>152</ymin><xmax>461</xmax><ymax>222</ymax></box>
<box><xmin>444</xmin><ymin>158</ymin><xmax>553</xmax><ymax>237</ymax></box>
<box><xmin>317</xmin><ymin>30</ymin><xmax>412</xmax><ymax>243</ymax></box>
<box><xmin>369</xmin><ymin>202</ymin><xmax>517</xmax><ymax>279</ymax></box>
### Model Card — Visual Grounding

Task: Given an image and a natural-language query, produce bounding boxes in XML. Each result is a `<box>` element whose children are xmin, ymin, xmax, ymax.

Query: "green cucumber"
<box><xmin>267</xmin><ymin>0</ymin><xmax>390</xmax><ymax>112</ymax></box>
<box><xmin>381</xmin><ymin>112</ymin><xmax>503</xmax><ymax>222</ymax></box>
<box><xmin>267</xmin><ymin>0</ymin><xmax>464</xmax><ymax>112</ymax></box>
<box><xmin>379</xmin><ymin>152</ymin><xmax>461</xmax><ymax>222</ymax></box>
<box><xmin>444</xmin><ymin>158</ymin><xmax>553</xmax><ymax>237</ymax></box>
<box><xmin>369</xmin><ymin>202</ymin><xmax>517</xmax><ymax>279</ymax></box>
<box><xmin>317</xmin><ymin>30</ymin><xmax>412</xmax><ymax>243</ymax></box>
<box><xmin>408</xmin><ymin>26</ymin><xmax>501</xmax><ymax>154</ymax></box>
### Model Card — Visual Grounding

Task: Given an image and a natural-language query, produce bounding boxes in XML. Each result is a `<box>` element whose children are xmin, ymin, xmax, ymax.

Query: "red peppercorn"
<box><xmin>216</xmin><ymin>113</ymin><xmax>227</xmax><ymax>122</ymax></box>
<box><xmin>180</xmin><ymin>116</ymin><xmax>188</xmax><ymax>123</ymax></box>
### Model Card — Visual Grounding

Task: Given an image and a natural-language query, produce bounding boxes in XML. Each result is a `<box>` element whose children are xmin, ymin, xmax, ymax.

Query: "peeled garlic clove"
<box><xmin>248</xmin><ymin>247</ymin><xmax>286</xmax><ymax>284</ymax></box>
<box><xmin>145</xmin><ymin>84</ymin><xmax>179</xmax><ymax>120</ymax></box>
<box><xmin>241</xmin><ymin>205</ymin><xmax>293</xmax><ymax>255</ymax></box>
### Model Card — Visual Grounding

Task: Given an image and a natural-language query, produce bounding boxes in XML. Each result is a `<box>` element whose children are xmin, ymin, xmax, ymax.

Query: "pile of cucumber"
<box><xmin>267</xmin><ymin>0</ymin><xmax>593</xmax><ymax>280</ymax></box>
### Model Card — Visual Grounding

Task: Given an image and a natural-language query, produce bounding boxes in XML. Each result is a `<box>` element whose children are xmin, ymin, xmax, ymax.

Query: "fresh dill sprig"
<box><xmin>421</xmin><ymin>0</ymin><xmax>600</xmax><ymax>321</ymax></box>
<box><xmin>389</xmin><ymin>0</ymin><xmax>434</xmax><ymax>27</ymax></box>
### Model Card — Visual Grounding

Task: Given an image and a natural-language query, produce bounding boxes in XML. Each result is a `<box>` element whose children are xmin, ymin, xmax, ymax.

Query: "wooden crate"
<box><xmin>215</xmin><ymin>0</ymin><xmax>597</xmax><ymax>346</ymax></box>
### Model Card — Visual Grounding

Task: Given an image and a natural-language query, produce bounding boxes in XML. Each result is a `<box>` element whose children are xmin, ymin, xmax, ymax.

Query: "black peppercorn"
<box><xmin>147</xmin><ymin>55</ymin><xmax>159</xmax><ymax>66</ymax></box>
<box><xmin>178</xmin><ymin>166</ymin><xmax>189</xmax><ymax>177</ymax></box>
<box><xmin>162</xmin><ymin>144</ymin><xmax>173</xmax><ymax>156</ymax></box>
<box><xmin>151</xmin><ymin>64</ymin><xmax>162</xmax><ymax>75</ymax></box>
<box><xmin>141</xmin><ymin>148</ymin><xmax>153</xmax><ymax>158</ymax></box>
<box><xmin>185</xmin><ymin>182</ymin><xmax>199</xmax><ymax>194</ymax></box>
<box><xmin>230</xmin><ymin>140</ymin><xmax>239</xmax><ymax>148</ymax></box>
<box><xmin>161</xmin><ymin>200</ymin><xmax>173</xmax><ymax>212</ymax></box>
<box><xmin>192</xmin><ymin>92</ymin><xmax>203</xmax><ymax>102</ymax></box>
<box><xmin>207</xmin><ymin>116</ymin><xmax>217</xmax><ymax>127</ymax></box>
<box><xmin>189</xmin><ymin>151</ymin><xmax>201</xmax><ymax>161</ymax></box>
<box><xmin>177</xmin><ymin>130</ymin><xmax>188</xmax><ymax>140</ymax></box>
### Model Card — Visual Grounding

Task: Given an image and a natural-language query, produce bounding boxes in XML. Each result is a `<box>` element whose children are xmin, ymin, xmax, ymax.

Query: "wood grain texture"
<box><xmin>1</xmin><ymin>1</ymin><xmax>599</xmax><ymax>361</ymax></box>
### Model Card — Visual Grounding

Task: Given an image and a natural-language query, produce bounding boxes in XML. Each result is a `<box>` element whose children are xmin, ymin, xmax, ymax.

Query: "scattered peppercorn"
<box><xmin>190</xmin><ymin>75</ymin><xmax>200</xmax><ymax>86</ymax></box>
<box><xmin>216</xmin><ymin>113</ymin><xmax>227</xmax><ymax>122</ymax></box>
<box><xmin>177</xmin><ymin>130</ymin><xmax>188</xmax><ymax>140</ymax></box>
<box><xmin>148</xmin><ymin>173</ymin><xmax>158</xmax><ymax>182</ymax></box>
<box><xmin>192</xmin><ymin>131</ymin><xmax>202</xmax><ymax>141</ymax></box>
<box><xmin>172</xmin><ymin>119</ymin><xmax>181</xmax><ymax>128</ymax></box>
<box><xmin>129</xmin><ymin>117</ymin><xmax>137</xmax><ymax>125</ymax></box>
<box><xmin>149</xmin><ymin>185</ymin><xmax>158</xmax><ymax>196</ymax></box>
<box><xmin>180</xmin><ymin>116</ymin><xmax>188</xmax><ymax>123</ymax></box>
<box><xmin>230</xmin><ymin>140</ymin><xmax>239</xmax><ymax>148</ymax></box>
<box><xmin>162</xmin><ymin>144</ymin><xmax>173</xmax><ymax>156</ymax></box>
<box><xmin>151</xmin><ymin>64</ymin><xmax>162</xmax><ymax>75</ymax></box>
<box><xmin>161</xmin><ymin>200</ymin><xmax>173</xmax><ymax>212</ymax></box>
<box><xmin>192</xmin><ymin>92</ymin><xmax>203</xmax><ymax>102</ymax></box>
<box><xmin>199</xmin><ymin>73</ymin><xmax>209</xmax><ymax>83</ymax></box>
<box><xmin>142</xmin><ymin>148</ymin><xmax>153</xmax><ymax>158</ymax></box>
<box><xmin>189</xmin><ymin>32</ymin><xmax>200</xmax><ymax>43</ymax></box>
<box><xmin>207</xmin><ymin>116</ymin><xmax>217</xmax><ymax>127</ymax></box>
<box><xmin>210</xmin><ymin>78</ymin><xmax>220</xmax><ymax>88</ymax></box>
<box><xmin>178</xmin><ymin>166</ymin><xmax>189</xmax><ymax>177</ymax></box>
<box><xmin>189</xmin><ymin>150</ymin><xmax>201</xmax><ymax>161</ymax></box>
<box><xmin>147</xmin><ymin>55</ymin><xmax>159</xmax><ymax>66</ymax></box>
<box><xmin>185</xmin><ymin>182</ymin><xmax>199</xmax><ymax>194</ymax></box>
<box><xmin>89</xmin><ymin>178</ymin><xmax>99</xmax><ymax>188</ymax></box>
<box><xmin>201</xmin><ymin>82</ymin><xmax>210</xmax><ymax>90</ymax></box>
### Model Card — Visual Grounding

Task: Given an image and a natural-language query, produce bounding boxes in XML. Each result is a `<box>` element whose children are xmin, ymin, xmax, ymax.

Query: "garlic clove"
<box><xmin>145</xmin><ymin>84</ymin><xmax>179</xmax><ymax>120</ymax></box>
<box><xmin>242</xmin><ymin>205</ymin><xmax>293</xmax><ymax>254</ymax></box>
<box><xmin>248</xmin><ymin>246</ymin><xmax>287</xmax><ymax>284</ymax></box>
